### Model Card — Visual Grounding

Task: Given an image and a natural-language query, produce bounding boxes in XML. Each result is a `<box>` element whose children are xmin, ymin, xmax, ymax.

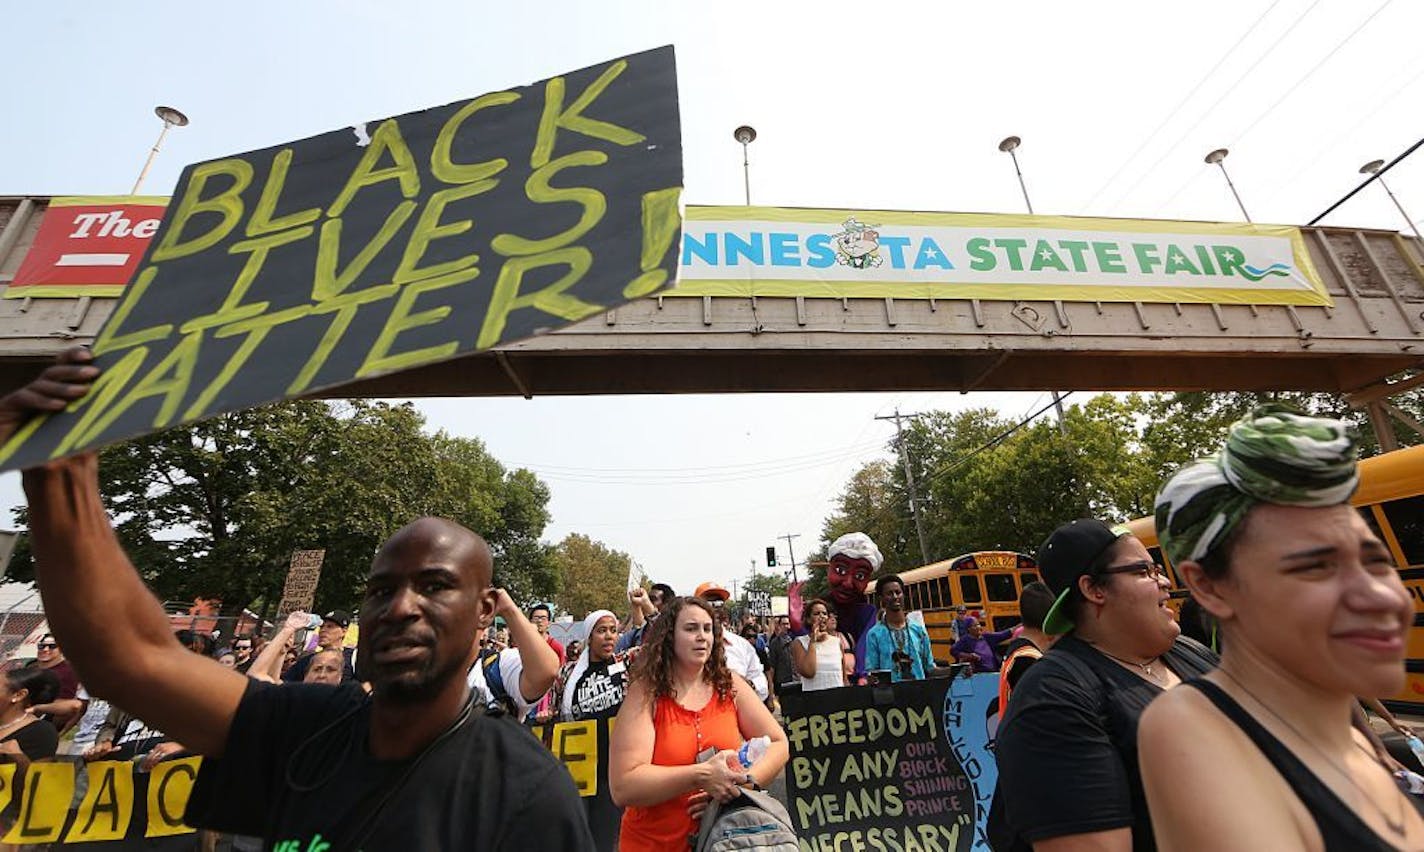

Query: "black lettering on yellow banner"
<box><xmin>533</xmin><ymin>717</ymin><xmax>618</xmax><ymax>798</ymax></box>
<box><xmin>0</xmin><ymin>46</ymin><xmax>681</xmax><ymax>472</ymax></box>
<box><xmin>146</xmin><ymin>757</ymin><xmax>200</xmax><ymax>838</ymax></box>
<box><xmin>64</xmin><ymin>759</ymin><xmax>135</xmax><ymax>843</ymax></box>
<box><xmin>5</xmin><ymin>761</ymin><xmax>74</xmax><ymax>844</ymax></box>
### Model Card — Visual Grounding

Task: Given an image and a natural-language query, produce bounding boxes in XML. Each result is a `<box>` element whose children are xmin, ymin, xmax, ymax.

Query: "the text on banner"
<box><xmin>7</xmin><ymin>197</ymin><xmax>169</xmax><ymax>299</ymax></box>
<box><xmin>0</xmin><ymin>46</ymin><xmax>682</xmax><ymax>472</ymax></box>
<box><xmin>781</xmin><ymin>674</ymin><xmax>1001</xmax><ymax>852</ymax></box>
<box><xmin>670</xmin><ymin>206</ymin><xmax>1330</xmax><ymax>307</ymax></box>
<box><xmin>276</xmin><ymin>549</ymin><xmax>326</xmax><ymax>618</ymax></box>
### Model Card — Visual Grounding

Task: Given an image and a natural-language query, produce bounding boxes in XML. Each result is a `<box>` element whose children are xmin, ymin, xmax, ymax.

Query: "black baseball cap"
<box><xmin>322</xmin><ymin>610</ymin><xmax>352</xmax><ymax>629</ymax></box>
<box><xmin>1037</xmin><ymin>519</ymin><xmax>1130</xmax><ymax>635</ymax></box>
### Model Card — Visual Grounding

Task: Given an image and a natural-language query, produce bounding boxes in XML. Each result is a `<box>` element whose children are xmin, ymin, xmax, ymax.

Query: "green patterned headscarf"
<box><xmin>1154</xmin><ymin>404</ymin><xmax>1360</xmax><ymax>566</ymax></box>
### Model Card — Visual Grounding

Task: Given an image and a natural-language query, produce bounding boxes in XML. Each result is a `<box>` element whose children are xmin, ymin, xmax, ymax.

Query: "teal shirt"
<box><xmin>863</xmin><ymin>620</ymin><xmax>935</xmax><ymax>681</ymax></box>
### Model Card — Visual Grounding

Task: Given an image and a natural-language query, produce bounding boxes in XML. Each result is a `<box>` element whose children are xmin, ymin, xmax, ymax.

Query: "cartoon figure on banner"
<box><xmin>833</xmin><ymin>218</ymin><xmax>884</xmax><ymax>269</ymax></box>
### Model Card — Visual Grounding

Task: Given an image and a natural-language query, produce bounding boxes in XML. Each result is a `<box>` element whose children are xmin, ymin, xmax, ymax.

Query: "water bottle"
<box><xmin>738</xmin><ymin>735</ymin><xmax>771</xmax><ymax>766</ymax></box>
<box><xmin>1408</xmin><ymin>735</ymin><xmax>1424</xmax><ymax>768</ymax></box>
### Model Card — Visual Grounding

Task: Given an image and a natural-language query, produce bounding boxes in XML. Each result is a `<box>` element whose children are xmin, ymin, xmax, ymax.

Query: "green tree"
<box><xmin>8</xmin><ymin>400</ymin><xmax>560</xmax><ymax>617</ymax></box>
<box><xmin>739</xmin><ymin>569</ymin><xmax>789</xmax><ymax>598</ymax></box>
<box><xmin>552</xmin><ymin>533</ymin><xmax>635</xmax><ymax>618</ymax></box>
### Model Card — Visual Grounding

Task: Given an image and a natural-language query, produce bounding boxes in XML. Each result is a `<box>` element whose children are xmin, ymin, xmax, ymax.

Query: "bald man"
<box><xmin>13</xmin><ymin>347</ymin><xmax>593</xmax><ymax>850</ymax></box>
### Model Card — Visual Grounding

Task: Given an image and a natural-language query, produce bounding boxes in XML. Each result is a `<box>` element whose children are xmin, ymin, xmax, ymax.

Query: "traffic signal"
<box><xmin>766</xmin><ymin>546</ymin><xmax>777</xmax><ymax>567</ymax></box>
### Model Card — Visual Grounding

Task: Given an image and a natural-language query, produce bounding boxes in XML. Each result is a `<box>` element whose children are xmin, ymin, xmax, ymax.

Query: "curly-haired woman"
<box><xmin>609</xmin><ymin>596</ymin><xmax>788</xmax><ymax>851</ymax></box>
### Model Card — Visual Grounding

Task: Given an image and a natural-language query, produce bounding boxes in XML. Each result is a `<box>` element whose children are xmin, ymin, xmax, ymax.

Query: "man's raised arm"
<box><xmin>15</xmin><ymin>347</ymin><xmax>247</xmax><ymax>758</ymax></box>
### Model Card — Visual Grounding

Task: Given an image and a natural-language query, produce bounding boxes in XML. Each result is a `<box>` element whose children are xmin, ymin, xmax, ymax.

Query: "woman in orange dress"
<box><xmin>610</xmin><ymin>596</ymin><xmax>789</xmax><ymax>851</ymax></box>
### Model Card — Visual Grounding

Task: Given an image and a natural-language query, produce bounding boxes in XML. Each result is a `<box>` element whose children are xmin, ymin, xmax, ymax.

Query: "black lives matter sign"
<box><xmin>0</xmin><ymin>46</ymin><xmax>681</xmax><ymax>471</ymax></box>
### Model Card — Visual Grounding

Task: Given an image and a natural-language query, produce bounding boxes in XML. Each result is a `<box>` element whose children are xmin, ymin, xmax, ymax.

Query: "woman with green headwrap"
<box><xmin>1140</xmin><ymin>405</ymin><xmax>1424</xmax><ymax>851</ymax></box>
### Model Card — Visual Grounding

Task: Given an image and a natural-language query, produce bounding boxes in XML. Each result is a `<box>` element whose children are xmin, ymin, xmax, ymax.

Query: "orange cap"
<box><xmin>695</xmin><ymin>582</ymin><xmax>730</xmax><ymax>601</ymax></box>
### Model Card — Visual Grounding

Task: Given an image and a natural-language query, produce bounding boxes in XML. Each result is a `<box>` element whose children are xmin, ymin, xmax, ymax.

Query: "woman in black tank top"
<box><xmin>1138</xmin><ymin>406</ymin><xmax>1424</xmax><ymax>851</ymax></box>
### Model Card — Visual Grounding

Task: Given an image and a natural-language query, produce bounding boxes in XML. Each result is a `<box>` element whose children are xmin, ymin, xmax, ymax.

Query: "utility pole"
<box><xmin>779</xmin><ymin>533</ymin><xmax>801</xmax><ymax>585</ymax></box>
<box><xmin>875</xmin><ymin>409</ymin><xmax>932</xmax><ymax>565</ymax></box>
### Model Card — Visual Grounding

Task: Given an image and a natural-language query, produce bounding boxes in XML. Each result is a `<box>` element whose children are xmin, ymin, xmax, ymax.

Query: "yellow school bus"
<box><xmin>871</xmin><ymin>551</ymin><xmax>1039</xmax><ymax>664</ymax></box>
<box><xmin>1126</xmin><ymin>443</ymin><xmax>1424</xmax><ymax>712</ymax></box>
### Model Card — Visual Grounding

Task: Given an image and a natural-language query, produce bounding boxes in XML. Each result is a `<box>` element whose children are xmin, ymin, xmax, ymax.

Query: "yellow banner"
<box><xmin>667</xmin><ymin>206</ymin><xmax>1332</xmax><ymax>306</ymax></box>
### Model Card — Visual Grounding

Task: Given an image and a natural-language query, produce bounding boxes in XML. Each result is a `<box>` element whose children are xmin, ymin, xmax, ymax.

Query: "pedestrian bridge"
<box><xmin>2</xmin><ymin>196</ymin><xmax>1422</xmax><ymax>408</ymax></box>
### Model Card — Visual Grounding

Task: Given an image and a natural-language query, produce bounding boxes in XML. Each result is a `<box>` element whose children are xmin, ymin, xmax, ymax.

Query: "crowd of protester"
<box><xmin>0</xmin><ymin>350</ymin><xmax>1419</xmax><ymax>850</ymax></box>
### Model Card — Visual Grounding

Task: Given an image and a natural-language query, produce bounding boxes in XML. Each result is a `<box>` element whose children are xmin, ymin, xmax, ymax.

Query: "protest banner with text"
<box><xmin>0</xmin><ymin>757</ymin><xmax>200</xmax><ymax>847</ymax></box>
<box><xmin>0</xmin><ymin>46</ymin><xmax>682</xmax><ymax>472</ymax></box>
<box><xmin>276</xmin><ymin>549</ymin><xmax>326</xmax><ymax>618</ymax></box>
<box><xmin>781</xmin><ymin>674</ymin><xmax>1000</xmax><ymax>852</ymax></box>
<box><xmin>531</xmin><ymin>716</ymin><xmax>619</xmax><ymax>851</ymax></box>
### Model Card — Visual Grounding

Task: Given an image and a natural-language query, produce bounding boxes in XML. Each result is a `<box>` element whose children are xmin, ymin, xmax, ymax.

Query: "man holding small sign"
<box><xmin>2</xmin><ymin>43</ymin><xmax>684</xmax><ymax>849</ymax></box>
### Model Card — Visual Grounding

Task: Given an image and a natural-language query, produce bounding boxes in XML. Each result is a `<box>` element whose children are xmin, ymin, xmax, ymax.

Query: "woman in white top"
<box><xmin>791</xmin><ymin>598</ymin><xmax>846</xmax><ymax>691</ymax></box>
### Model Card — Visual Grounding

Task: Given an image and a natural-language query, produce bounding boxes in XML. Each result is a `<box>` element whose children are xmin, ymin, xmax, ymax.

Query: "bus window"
<box><xmin>985</xmin><ymin>573</ymin><xmax>1017</xmax><ymax>602</ymax></box>
<box><xmin>910</xmin><ymin>583</ymin><xmax>924</xmax><ymax>611</ymax></box>
<box><xmin>1382</xmin><ymin>496</ymin><xmax>1424</xmax><ymax>567</ymax></box>
<box><xmin>959</xmin><ymin>574</ymin><xmax>983</xmax><ymax>605</ymax></box>
<box><xmin>1020</xmin><ymin>572</ymin><xmax>1039</xmax><ymax>586</ymax></box>
<box><xmin>934</xmin><ymin>577</ymin><xmax>950</xmax><ymax>608</ymax></box>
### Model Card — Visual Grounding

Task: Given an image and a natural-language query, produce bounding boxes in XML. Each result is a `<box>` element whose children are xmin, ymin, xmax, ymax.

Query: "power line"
<box><xmin>1308</xmin><ymin>133</ymin><xmax>1424</xmax><ymax>225</ymax></box>
<box><xmin>510</xmin><ymin>435</ymin><xmax>887</xmax><ymax>476</ymax></box>
<box><xmin>1108</xmin><ymin>0</ymin><xmax>1323</xmax><ymax>214</ymax></box>
<box><xmin>1229</xmin><ymin>0</ymin><xmax>1395</xmax><ymax>148</ymax></box>
<box><xmin>1083</xmin><ymin>0</ymin><xmax>1281</xmax><ymax>210</ymax></box>
<box><xmin>922</xmin><ymin>392</ymin><xmax>1073</xmax><ymax>489</ymax></box>
<box><xmin>1152</xmin><ymin>1</ymin><xmax>1396</xmax><ymax>218</ymax></box>
<box><xmin>1258</xmin><ymin>55</ymin><xmax>1424</xmax><ymax>207</ymax></box>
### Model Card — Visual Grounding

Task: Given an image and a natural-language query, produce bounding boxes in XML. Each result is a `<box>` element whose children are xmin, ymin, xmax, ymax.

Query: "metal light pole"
<box><xmin>132</xmin><ymin>106</ymin><xmax>189</xmax><ymax>195</ymax></box>
<box><xmin>998</xmin><ymin>135</ymin><xmax>1066</xmax><ymax>432</ymax></box>
<box><xmin>734</xmin><ymin>125</ymin><xmax>757</xmax><ymax>206</ymax></box>
<box><xmin>1360</xmin><ymin>158</ymin><xmax>1423</xmax><ymax>243</ymax></box>
<box><xmin>1205</xmin><ymin>148</ymin><xmax>1251</xmax><ymax>223</ymax></box>
<box><xmin>998</xmin><ymin>135</ymin><xmax>1035</xmax><ymax>215</ymax></box>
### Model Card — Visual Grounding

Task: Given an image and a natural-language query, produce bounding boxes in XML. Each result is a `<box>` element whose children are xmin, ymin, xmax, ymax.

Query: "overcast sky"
<box><xmin>3</xmin><ymin>1</ymin><xmax>1422</xmax><ymax>599</ymax></box>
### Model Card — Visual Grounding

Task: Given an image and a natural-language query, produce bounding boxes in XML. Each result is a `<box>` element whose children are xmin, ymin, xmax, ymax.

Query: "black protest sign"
<box><xmin>0</xmin><ymin>46</ymin><xmax>682</xmax><ymax>471</ymax></box>
<box><xmin>782</xmin><ymin>677</ymin><xmax>999</xmax><ymax>852</ymax></box>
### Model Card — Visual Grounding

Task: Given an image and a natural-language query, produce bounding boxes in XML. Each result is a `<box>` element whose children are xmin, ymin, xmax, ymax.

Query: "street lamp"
<box><xmin>733</xmin><ymin>125</ymin><xmax>757</xmax><ymax>206</ymax></box>
<box><xmin>132</xmin><ymin>106</ymin><xmax>189</xmax><ymax>195</ymax></box>
<box><xmin>998</xmin><ymin>135</ymin><xmax>1034</xmax><ymax>214</ymax></box>
<box><xmin>998</xmin><ymin>135</ymin><xmax>1065</xmax><ymax>430</ymax></box>
<box><xmin>1360</xmin><ymin>158</ymin><xmax>1423</xmax><ymax>243</ymax></box>
<box><xmin>1205</xmin><ymin>148</ymin><xmax>1251</xmax><ymax>223</ymax></box>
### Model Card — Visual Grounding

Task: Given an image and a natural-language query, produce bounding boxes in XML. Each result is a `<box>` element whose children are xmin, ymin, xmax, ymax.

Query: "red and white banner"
<box><xmin>7</xmin><ymin>196</ymin><xmax>169</xmax><ymax>299</ymax></box>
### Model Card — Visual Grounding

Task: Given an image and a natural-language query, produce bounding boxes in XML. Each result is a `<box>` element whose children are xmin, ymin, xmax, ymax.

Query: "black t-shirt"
<box><xmin>186</xmin><ymin>681</ymin><xmax>595</xmax><ymax>851</ymax></box>
<box><xmin>989</xmin><ymin>634</ymin><xmax>1218</xmax><ymax>852</ymax></box>
<box><xmin>569</xmin><ymin>660</ymin><xmax>628</xmax><ymax>721</ymax></box>
<box><xmin>282</xmin><ymin>646</ymin><xmax>356</xmax><ymax>683</ymax></box>
<box><xmin>2</xmin><ymin>719</ymin><xmax>57</xmax><ymax>762</ymax></box>
<box><xmin>767</xmin><ymin>634</ymin><xmax>795</xmax><ymax>686</ymax></box>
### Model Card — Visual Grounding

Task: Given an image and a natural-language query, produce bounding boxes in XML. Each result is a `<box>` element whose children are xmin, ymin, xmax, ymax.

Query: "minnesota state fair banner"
<box><xmin>669</xmin><ymin>206</ymin><xmax>1332</xmax><ymax>306</ymax></box>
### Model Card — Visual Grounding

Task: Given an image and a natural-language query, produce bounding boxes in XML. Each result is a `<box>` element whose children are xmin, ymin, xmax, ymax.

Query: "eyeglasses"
<box><xmin>530</xmin><ymin>614</ymin><xmax>550</xmax><ymax>622</ymax></box>
<box><xmin>37</xmin><ymin>643</ymin><xmax>57</xmax><ymax>650</ymax></box>
<box><xmin>1099</xmin><ymin>560</ymin><xmax>1166</xmax><ymax>580</ymax></box>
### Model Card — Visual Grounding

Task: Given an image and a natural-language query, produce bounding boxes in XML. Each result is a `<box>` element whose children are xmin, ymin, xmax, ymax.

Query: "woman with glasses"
<box><xmin>988</xmin><ymin>518</ymin><xmax>1217</xmax><ymax>851</ymax></box>
<box><xmin>1140</xmin><ymin>407</ymin><xmax>1424</xmax><ymax>850</ymax></box>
